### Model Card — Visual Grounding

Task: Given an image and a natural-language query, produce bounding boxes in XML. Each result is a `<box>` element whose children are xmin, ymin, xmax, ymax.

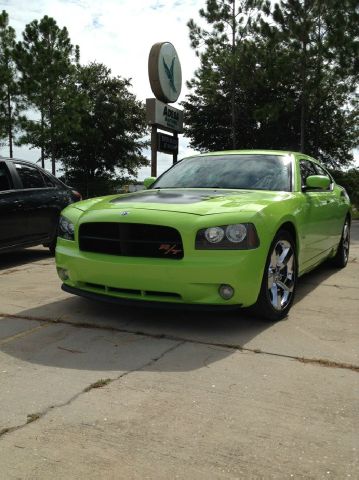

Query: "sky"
<box><xmin>0</xmin><ymin>0</ymin><xmax>203</xmax><ymax>178</ymax></box>
<box><xmin>1</xmin><ymin>0</ymin><xmax>357</xmax><ymax>175</ymax></box>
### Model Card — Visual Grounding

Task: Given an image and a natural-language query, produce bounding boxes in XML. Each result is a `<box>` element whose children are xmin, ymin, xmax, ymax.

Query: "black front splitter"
<box><xmin>61</xmin><ymin>284</ymin><xmax>242</xmax><ymax>312</ymax></box>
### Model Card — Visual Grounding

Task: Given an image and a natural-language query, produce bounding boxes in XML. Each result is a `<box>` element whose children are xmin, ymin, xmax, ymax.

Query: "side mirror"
<box><xmin>143</xmin><ymin>177</ymin><xmax>157</xmax><ymax>189</ymax></box>
<box><xmin>305</xmin><ymin>175</ymin><xmax>330</xmax><ymax>190</ymax></box>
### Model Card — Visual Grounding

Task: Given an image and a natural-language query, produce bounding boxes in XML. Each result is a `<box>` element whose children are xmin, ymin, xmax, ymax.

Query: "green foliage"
<box><xmin>183</xmin><ymin>0</ymin><xmax>359</xmax><ymax>168</ymax></box>
<box><xmin>185</xmin><ymin>1</ymin><xmax>266</xmax><ymax>149</ymax></box>
<box><xmin>14</xmin><ymin>15</ymin><xmax>80</xmax><ymax>172</ymax></box>
<box><xmin>59</xmin><ymin>170</ymin><xmax>125</xmax><ymax>198</ymax></box>
<box><xmin>59</xmin><ymin>63</ymin><xmax>148</xmax><ymax>198</ymax></box>
<box><xmin>330</xmin><ymin>168</ymin><xmax>359</xmax><ymax>209</ymax></box>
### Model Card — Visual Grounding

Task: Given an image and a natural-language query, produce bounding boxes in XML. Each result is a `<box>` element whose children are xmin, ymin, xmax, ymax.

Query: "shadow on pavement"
<box><xmin>294</xmin><ymin>261</ymin><xmax>340</xmax><ymax>304</ymax></box>
<box><xmin>0</xmin><ymin>247</ymin><xmax>51</xmax><ymax>271</ymax></box>
<box><xmin>1</xmin><ymin>294</ymin><xmax>274</xmax><ymax>372</ymax></box>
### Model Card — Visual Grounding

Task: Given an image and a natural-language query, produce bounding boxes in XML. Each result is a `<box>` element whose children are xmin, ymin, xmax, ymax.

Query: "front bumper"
<box><xmin>56</xmin><ymin>239</ymin><xmax>267</xmax><ymax>308</ymax></box>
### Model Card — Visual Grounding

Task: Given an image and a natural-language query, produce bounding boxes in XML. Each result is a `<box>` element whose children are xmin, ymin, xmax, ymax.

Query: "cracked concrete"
<box><xmin>1</xmin><ymin>311</ymin><xmax>358</xmax><ymax>372</ymax></box>
<box><xmin>0</xmin><ymin>340</ymin><xmax>183</xmax><ymax>440</ymax></box>
<box><xmin>0</xmin><ymin>221</ymin><xmax>358</xmax><ymax>479</ymax></box>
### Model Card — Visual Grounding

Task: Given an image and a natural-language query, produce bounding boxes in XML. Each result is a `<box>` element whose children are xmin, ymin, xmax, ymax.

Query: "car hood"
<box><xmin>74</xmin><ymin>189</ymin><xmax>292</xmax><ymax>216</ymax></box>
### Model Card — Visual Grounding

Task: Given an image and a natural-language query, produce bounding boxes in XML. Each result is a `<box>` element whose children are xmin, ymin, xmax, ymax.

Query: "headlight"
<box><xmin>58</xmin><ymin>215</ymin><xmax>75</xmax><ymax>240</ymax></box>
<box><xmin>204</xmin><ymin>227</ymin><xmax>225</xmax><ymax>243</ymax></box>
<box><xmin>196</xmin><ymin>223</ymin><xmax>259</xmax><ymax>250</ymax></box>
<box><xmin>226</xmin><ymin>224</ymin><xmax>247</xmax><ymax>243</ymax></box>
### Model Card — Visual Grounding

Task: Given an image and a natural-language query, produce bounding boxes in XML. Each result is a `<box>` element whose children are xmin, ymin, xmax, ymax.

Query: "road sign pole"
<box><xmin>173</xmin><ymin>132</ymin><xmax>178</xmax><ymax>164</ymax></box>
<box><xmin>151</xmin><ymin>125</ymin><xmax>157</xmax><ymax>177</ymax></box>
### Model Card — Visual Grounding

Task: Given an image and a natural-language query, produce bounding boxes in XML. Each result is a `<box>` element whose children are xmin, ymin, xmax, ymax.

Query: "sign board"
<box><xmin>157</xmin><ymin>132</ymin><xmax>178</xmax><ymax>155</ymax></box>
<box><xmin>148</xmin><ymin>42</ymin><xmax>182</xmax><ymax>103</ymax></box>
<box><xmin>146</xmin><ymin>98</ymin><xmax>184</xmax><ymax>133</ymax></box>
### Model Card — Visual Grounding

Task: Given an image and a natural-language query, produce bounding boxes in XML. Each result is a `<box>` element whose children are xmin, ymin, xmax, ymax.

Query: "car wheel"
<box><xmin>331</xmin><ymin>218</ymin><xmax>350</xmax><ymax>268</ymax></box>
<box><xmin>46</xmin><ymin>231</ymin><xmax>58</xmax><ymax>256</ymax></box>
<box><xmin>253</xmin><ymin>230</ymin><xmax>297</xmax><ymax>321</ymax></box>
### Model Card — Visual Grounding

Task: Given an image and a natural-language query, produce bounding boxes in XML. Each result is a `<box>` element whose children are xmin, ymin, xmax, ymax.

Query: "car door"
<box><xmin>298</xmin><ymin>159</ymin><xmax>330</xmax><ymax>266</ymax></box>
<box><xmin>12</xmin><ymin>162</ymin><xmax>59</xmax><ymax>243</ymax></box>
<box><xmin>313</xmin><ymin>163</ymin><xmax>345</xmax><ymax>250</ymax></box>
<box><xmin>0</xmin><ymin>160</ymin><xmax>29</xmax><ymax>250</ymax></box>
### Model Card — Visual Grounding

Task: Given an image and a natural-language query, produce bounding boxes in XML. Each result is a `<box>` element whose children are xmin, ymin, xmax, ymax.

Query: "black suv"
<box><xmin>0</xmin><ymin>157</ymin><xmax>81</xmax><ymax>254</ymax></box>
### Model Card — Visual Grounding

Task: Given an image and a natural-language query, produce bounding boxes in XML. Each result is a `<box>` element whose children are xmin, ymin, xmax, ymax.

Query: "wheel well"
<box><xmin>278</xmin><ymin>222</ymin><xmax>297</xmax><ymax>246</ymax></box>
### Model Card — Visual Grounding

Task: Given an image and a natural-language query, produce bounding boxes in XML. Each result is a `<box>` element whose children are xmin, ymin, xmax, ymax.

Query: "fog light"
<box><xmin>57</xmin><ymin>267</ymin><xmax>69</xmax><ymax>281</ymax></box>
<box><xmin>219</xmin><ymin>284</ymin><xmax>234</xmax><ymax>300</ymax></box>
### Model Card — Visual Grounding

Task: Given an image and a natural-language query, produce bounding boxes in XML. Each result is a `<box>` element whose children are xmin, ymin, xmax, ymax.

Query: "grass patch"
<box><xmin>26</xmin><ymin>413</ymin><xmax>41</xmax><ymax>423</ymax></box>
<box><xmin>84</xmin><ymin>378</ymin><xmax>112</xmax><ymax>392</ymax></box>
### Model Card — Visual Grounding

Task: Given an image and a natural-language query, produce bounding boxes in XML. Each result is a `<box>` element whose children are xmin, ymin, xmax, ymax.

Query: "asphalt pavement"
<box><xmin>0</xmin><ymin>222</ymin><xmax>358</xmax><ymax>479</ymax></box>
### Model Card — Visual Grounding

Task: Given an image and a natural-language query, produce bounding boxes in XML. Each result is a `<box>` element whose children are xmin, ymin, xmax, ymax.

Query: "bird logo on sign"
<box><xmin>163</xmin><ymin>56</ymin><xmax>177</xmax><ymax>93</ymax></box>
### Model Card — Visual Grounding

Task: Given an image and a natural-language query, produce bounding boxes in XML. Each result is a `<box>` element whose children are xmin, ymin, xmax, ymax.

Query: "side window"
<box><xmin>0</xmin><ymin>162</ymin><xmax>13</xmax><ymax>192</ymax></box>
<box><xmin>299</xmin><ymin>160</ymin><xmax>317</xmax><ymax>188</ymax></box>
<box><xmin>15</xmin><ymin>163</ymin><xmax>46</xmax><ymax>189</ymax></box>
<box><xmin>41</xmin><ymin>172</ymin><xmax>56</xmax><ymax>187</ymax></box>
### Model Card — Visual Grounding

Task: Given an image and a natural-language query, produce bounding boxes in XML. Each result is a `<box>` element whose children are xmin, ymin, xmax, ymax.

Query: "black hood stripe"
<box><xmin>111</xmin><ymin>189</ymin><xmax>249</xmax><ymax>205</ymax></box>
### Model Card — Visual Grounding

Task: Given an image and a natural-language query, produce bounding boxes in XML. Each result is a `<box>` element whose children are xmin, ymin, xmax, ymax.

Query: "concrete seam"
<box><xmin>0</xmin><ymin>323</ymin><xmax>51</xmax><ymax>346</ymax></box>
<box><xmin>1</xmin><ymin>312</ymin><xmax>358</xmax><ymax>373</ymax></box>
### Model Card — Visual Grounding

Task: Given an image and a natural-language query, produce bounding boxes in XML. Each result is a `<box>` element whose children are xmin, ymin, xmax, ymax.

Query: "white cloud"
<box><xmin>0</xmin><ymin>0</ymin><xmax>202</xmax><ymax>175</ymax></box>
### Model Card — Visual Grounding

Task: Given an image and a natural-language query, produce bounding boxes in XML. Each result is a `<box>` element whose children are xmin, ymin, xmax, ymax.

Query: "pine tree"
<box><xmin>0</xmin><ymin>10</ymin><xmax>17</xmax><ymax>157</ymax></box>
<box><xmin>14</xmin><ymin>16</ymin><xmax>80</xmax><ymax>173</ymax></box>
<box><xmin>264</xmin><ymin>0</ymin><xmax>359</xmax><ymax>162</ymax></box>
<box><xmin>186</xmin><ymin>0</ymin><xmax>265</xmax><ymax>149</ymax></box>
<box><xmin>183</xmin><ymin>0</ymin><xmax>358</xmax><ymax>167</ymax></box>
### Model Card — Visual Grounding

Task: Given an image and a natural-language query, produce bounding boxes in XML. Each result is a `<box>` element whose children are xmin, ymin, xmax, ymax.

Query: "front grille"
<box><xmin>79</xmin><ymin>222</ymin><xmax>184</xmax><ymax>260</ymax></box>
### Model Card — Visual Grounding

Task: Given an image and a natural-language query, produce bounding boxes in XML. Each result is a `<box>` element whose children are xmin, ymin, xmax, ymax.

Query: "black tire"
<box><xmin>252</xmin><ymin>230</ymin><xmax>297</xmax><ymax>322</ymax></box>
<box><xmin>48</xmin><ymin>237</ymin><xmax>57</xmax><ymax>256</ymax></box>
<box><xmin>331</xmin><ymin>218</ymin><xmax>350</xmax><ymax>268</ymax></box>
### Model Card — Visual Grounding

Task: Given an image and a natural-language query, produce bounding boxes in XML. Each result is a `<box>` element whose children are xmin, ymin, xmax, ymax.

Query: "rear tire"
<box><xmin>252</xmin><ymin>230</ymin><xmax>297</xmax><ymax>322</ymax></box>
<box><xmin>331</xmin><ymin>218</ymin><xmax>350</xmax><ymax>268</ymax></box>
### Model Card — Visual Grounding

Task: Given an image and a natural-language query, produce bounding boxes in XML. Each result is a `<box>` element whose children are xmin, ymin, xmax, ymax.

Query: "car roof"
<box><xmin>0</xmin><ymin>156</ymin><xmax>40</xmax><ymax>166</ymax></box>
<box><xmin>194</xmin><ymin>149</ymin><xmax>299</xmax><ymax>157</ymax></box>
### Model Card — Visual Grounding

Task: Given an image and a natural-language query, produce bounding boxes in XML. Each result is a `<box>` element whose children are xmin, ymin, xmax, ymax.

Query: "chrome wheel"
<box><xmin>267</xmin><ymin>240</ymin><xmax>296</xmax><ymax>311</ymax></box>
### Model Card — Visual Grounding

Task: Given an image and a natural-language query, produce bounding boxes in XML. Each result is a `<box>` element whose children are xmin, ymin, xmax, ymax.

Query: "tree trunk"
<box><xmin>231</xmin><ymin>0</ymin><xmax>237</xmax><ymax>149</ymax></box>
<box><xmin>300</xmin><ymin>91</ymin><xmax>305</xmax><ymax>153</ymax></box>
<box><xmin>300</xmin><ymin>5</ymin><xmax>308</xmax><ymax>153</ymax></box>
<box><xmin>40</xmin><ymin>109</ymin><xmax>45</xmax><ymax>168</ymax></box>
<box><xmin>6</xmin><ymin>87</ymin><xmax>13</xmax><ymax>158</ymax></box>
<box><xmin>49</xmin><ymin>98</ymin><xmax>56</xmax><ymax>176</ymax></box>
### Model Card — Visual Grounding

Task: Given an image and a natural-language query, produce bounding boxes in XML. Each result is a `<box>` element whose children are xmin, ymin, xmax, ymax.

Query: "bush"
<box><xmin>330</xmin><ymin>168</ymin><xmax>359</xmax><ymax>211</ymax></box>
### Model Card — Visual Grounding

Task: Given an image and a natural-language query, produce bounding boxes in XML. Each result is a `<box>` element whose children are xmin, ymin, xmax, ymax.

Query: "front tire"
<box><xmin>253</xmin><ymin>230</ymin><xmax>297</xmax><ymax>322</ymax></box>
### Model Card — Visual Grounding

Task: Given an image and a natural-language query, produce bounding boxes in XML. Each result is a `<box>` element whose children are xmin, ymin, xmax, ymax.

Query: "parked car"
<box><xmin>55</xmin><ymin>150</ymin><xmax>351</xmax><ymax>321</ymax></box>
<box><xmin>0</xmin><ymin>156</ymin><xmax>81</xmax><ymax>254</ymax></box>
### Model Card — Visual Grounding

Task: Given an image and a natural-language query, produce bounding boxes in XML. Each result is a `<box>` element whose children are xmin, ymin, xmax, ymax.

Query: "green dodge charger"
<box><xmin>56</xmin><ymin>150</ymin><xmax>351</xmax><ymax>321</ymax></box>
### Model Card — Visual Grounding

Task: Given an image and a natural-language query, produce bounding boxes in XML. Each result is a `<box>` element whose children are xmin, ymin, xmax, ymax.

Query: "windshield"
<box><xmin>152</xmin><ymin>154</ymin><xmax>292</xmax><ymax>192</ymax></box>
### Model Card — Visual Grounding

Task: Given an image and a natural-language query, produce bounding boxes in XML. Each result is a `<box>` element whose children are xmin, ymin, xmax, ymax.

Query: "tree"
<box><xmin>59</xmin><ymin>63</ymin><xmax>148</xmax><ymax>198</ymax></box>
<box><xmin>14</xmin><ymin>15</ymin><xmax>80</xmax><ymax>173</ymax></box>
<box><xmin>0</xmin><ymin>10</ymin><xmax>17</xmax><ymax>157</ymax></box>
<box><xmin>263</xmin><ymin>0</ymin><xmax>359</xmax><ymax>163</ymax></box>
<box><xmin>185</xmin><ymin>0</ymin><xmax>265</xmax><ymax>149</ymax></box>
<box><xmin>183</xmin><ymin>0</ymin><xmax>359</xmax><ymax>167</ymax></box>
<box><xmin>330</xmin><ymin>168</ymin><xmax>359</xmax><ymax>210</ymax></box>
